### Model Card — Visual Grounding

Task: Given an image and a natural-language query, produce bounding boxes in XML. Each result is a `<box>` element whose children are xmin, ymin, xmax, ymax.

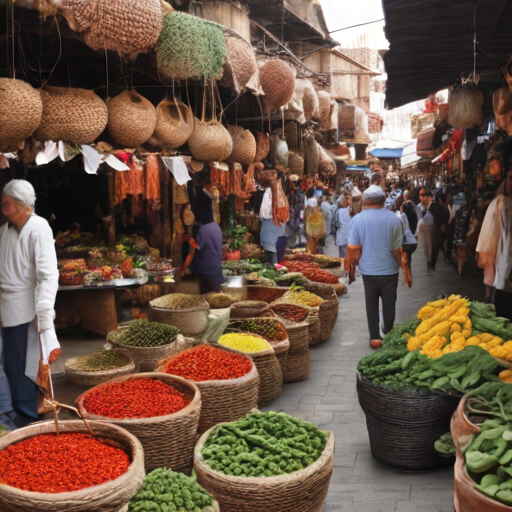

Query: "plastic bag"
<box><xmin>272</xmin><ymin>180</ymin><xmax>290</xmax><ymax>226</ymax></box>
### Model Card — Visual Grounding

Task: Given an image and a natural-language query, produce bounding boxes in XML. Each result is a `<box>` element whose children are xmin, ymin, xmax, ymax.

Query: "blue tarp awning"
<box><xmin>370</xmin><ymin>148</ymin><xmax>403</xmax><ymax>158</ymax></box>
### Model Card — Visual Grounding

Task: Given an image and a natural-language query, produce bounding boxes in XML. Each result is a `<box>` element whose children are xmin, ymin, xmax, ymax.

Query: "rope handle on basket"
<box><xmin>41</xmin><ymin>397</ymin><xmax>95</xmax><ymax>437</ymax></box>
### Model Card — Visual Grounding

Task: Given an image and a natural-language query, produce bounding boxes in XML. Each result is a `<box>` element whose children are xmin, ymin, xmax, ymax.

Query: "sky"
<box><xmin>319</xmin><ymin>0</ymin><xmax>389</xmax><ymax>49</ymax></box>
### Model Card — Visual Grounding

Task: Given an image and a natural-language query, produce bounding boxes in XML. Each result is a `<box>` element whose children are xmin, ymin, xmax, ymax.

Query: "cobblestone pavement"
<box><xmin>260</xmin><ymin>237</ymin><xmax>485</xmax><ymax>511</ymax></box>
<box><xmin>52</xmin><ymin>236</ymin><xmax>485</xmax><ymax>511</ymax></box>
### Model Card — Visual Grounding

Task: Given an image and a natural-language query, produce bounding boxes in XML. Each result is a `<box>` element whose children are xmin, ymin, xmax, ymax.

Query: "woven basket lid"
<box><xmin>60</xmin><ymin>0</ymin><xmax>163</xmax><ymax>59</ymax></box>
<box><xmin>227</xmin><ymin>125</ymin><xmax>256</xmax><ymax>165</ymax></box>
<box><xmin>148</xmin><ymin>99</ymin><xmax>194</xmax><ymax>149</ymax></box>
<box><xmin>0</xmin><ymin>79</ymin><xmax>42</xmax><ymax>150</ymax></box>
<box><xmin>34</xmin><ymin>87</ymin><xmax>107</xmax><ymax>145</ymax></box>
<box><xmin>259</xmin><ymin>60</ymin><xmax>295</xmax><ymax>111</ymax></box>
<box><xmin>188</xmin><ymin>118</ymin><xmax>233</xmax><ymax>162</ymax></box>
<box><xmin>108</xmin><ymin>90</ymin><xmax>157</xmax><ymax>148</ymax></box>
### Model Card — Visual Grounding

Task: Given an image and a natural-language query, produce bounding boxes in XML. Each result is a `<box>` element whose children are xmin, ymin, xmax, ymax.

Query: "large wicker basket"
<box><xmin>0</xmin><ymin>420</ymin><xmax>144</xmax><ymax>512</ymax></box>
<box><xmin>188</xmin><ymin>118</ymin><xmax>233</xmax><ymax>162</ymax></box>
<box><xmin>0</xmin><ymin>78</ymin><xmax>43</xmax><ymax>149</ymax></box>
<box><xmin>357</xmin><ymin>373</ymin><xmax>460</xmax><ymax>471</ymax></box>
<box><xmin>64</xmin><ymin>353</ymin><xmax>135</xmax><ymax>387</ymax></box>
<box><xmin>149</xmin><ymin>299</ymin><xmax>210</xmax><ymax>337</ymax></box>
<box><xmin>318</xmin><ymin>294</ymin><xmax>339</xmax><ymax>342</ymax></box>
<box><xmin>230</xmin><ymin>301</ymin><xmax>270</xmax><ymax>319</ymax></box>
<box><xmin>269</xmin><ymin>339</ymin><xmax>289</xmax><ymax>376</ymax></box>
<box><xmin>77</xmin><ymin>373</ymin><xmax>201</xmax><ymax>474</ymax></box>
<box><xmin>107</xmin><ymin>325</ymin><xmax>185</xmax><ymax>371</ymax></box>
<box><xmin>246</xmin><ymin>286</ymin><xmax>289</xmax><ymax>303</ymax></box>
<box><xmin>149</xmin><ymin>99</ymin><xmax>194</xmax><ymax>149</ymax></box>
<box><xmin>282</xmin><ymin>322</ymin><xmax>310</xmax><ymax>383</ymax></box>
<box><xmin>158</xmin><ymin>355</ymin><xmax>259</xmax><ymax>434</ymax></box>
<box><xmin>194</xmin><ymin>428</ymin><xmax>334</xmax><ymax>512</ymax></box>
<box><xmin>222</xmin><ymin>30</ymin><xmax>257</xmax><ymax>92</ymax></box>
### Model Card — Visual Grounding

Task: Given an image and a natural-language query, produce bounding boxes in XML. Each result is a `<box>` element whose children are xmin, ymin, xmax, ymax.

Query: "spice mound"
<box><xmin>301</xmin><ymin>268</ymin><xmax>339</xmax><ymax>285</ymax></box>
<box><xmin>240</xmin><ymin>318</ymin><xmax>288</xmax><ymax>342</ymax></box>
<box><xmin>201</xmin><ymin>412</ymin><xmax>327</xmax><ymax>477</ymax></box>
<box><xmin>66</xmin><ymin>350</ymin><xmax>132</xmax><ymax>372</ymax></box>
<box><xmin>0</xmin><ymin>433</ymin><xmax>130</xmax><ymax>493</ymax></box>
<box><xmin>218</xmin><ymin>333</ymin><xmax>272</xmax><ymax>353</ymax></box>
<box><xmin>111</xmin><ymin>320</ymin><xmax>180</xmax><ymax>348</ymax></box>
<box><xmin>161</xmin><ymin>345</ymin><xmax>252</xmax><ymax>382</ymax></box>
<box><xmin>270</xmin><ymin>303</ymin><xmax>309</xmax><ymax>323</ymax></box>
<box><xmin>82</xmin><ymin>378</ymin><xmax>190</xmax><ymax>419</ymax></box>
<box><xmin>205</xmin><ymin>293</ymin><xmax>234</xmax><ymax>309</ymax></box>
<box><xmin>151</xmin><ymin>293</ymin><xmax>206</xmax><ymax>310</ymax></box>
<box><xmin>129</xmin><ymin>468</ymin><xmax>215</xmax><ymax>512</ymax></box>
<box><xmin>281</xmin><ymin>290</ymin><xmax>324</xmax><ymax>307</ymax></box>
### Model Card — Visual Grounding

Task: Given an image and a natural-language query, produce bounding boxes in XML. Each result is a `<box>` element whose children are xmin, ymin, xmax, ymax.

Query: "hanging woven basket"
<box><xmin>288</xmin><ymin>152</ymin><xmax>304</xmax><ymax>175</ymax></box>
<box><xmin>448</xmin><ymin>81</ymin><xmax>483</xmax><ymax>129</ymax></box>
<box><xmin>316</xmin><ymin>90</ymin><xmax>331</xmax><ymax>128</ymax></box>
<box><xmin>227</xmin><ymin>125</ymin><xmax>257</xmax><ymax>165</ymax></box>
<box><xmin>0</xmin><ymin>79</ymin><xmax>42</xmax><ymax>150</ymax></box>
<box><xmin>259</xmin><ymin>60</ymin><xmax>295</xmax><ymax>111</ymax></box>
<box><xmin>34</xmin><ymin>87</ymin><xmax>108</xmax><ymax>145</ymax></box>
<box><xmin>108</xmin><ymin>91</ymin><xmax>157</xmax><ymax>148</ymax></box>
<box><xmin>148</xmin><ymin>99</ymin><xmax>194</xmax><ymax>149</ymax></box>
<box><xmin>156</xmin><ymin>11</ymin><xmax>227</xmax><ymax>81</ymax></box>
<box><xmin>222</xmin><ymin>30</ymin><xmax>257</xmax><ymax>92</ymax></box>
<box><xmin>188</xmin><ymin>118</ymin><xmax>233</xmax><ymax>162</ymax></box>
<box><xmin>59</xmin><ymin>0</ymin><xmax>163</xmax><ymax>59</ymax></box>
<box><xmin>255</xmin><ymin>132</ymin><xmax>270</xmax><ymax>162</ymax></box>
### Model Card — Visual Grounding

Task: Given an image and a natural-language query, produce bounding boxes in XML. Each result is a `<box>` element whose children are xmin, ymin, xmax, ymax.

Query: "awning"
<box><xmin>382</xmin><ymin>0</ymin><xmax>512</xmax><ymax>108</ymax></box>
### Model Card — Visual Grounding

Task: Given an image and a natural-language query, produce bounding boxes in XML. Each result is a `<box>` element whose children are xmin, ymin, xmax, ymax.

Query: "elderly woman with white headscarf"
<box><xmin>0</xmin><ymin>180</ymin><xmax>60</xmax><ymax>429</ymax></box>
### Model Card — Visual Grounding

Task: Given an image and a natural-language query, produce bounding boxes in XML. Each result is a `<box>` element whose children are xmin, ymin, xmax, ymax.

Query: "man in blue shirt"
<box><xmin>348</xmin><ymin>185</ymin><xmax>403</xmax><ymax>348</ymax></box>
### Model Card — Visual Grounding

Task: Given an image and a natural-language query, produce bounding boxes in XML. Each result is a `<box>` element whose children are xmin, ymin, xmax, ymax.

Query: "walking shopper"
<box><xmin>334</xmin><ymin>193</ymin><xmax>352</xmax><ymax>258</ymax></box>
<box><xmin>305</xmin><ymin>197</ymin><xmax>326</xmax><ymax>254</ymax></box>
<box><xmin>0</xmin><ymin>180</ymin><xmax>60</xmax><ymax>427</ymax></box>
<box><xmin>345</xmin><ymin>185</ymin><xmax>403</xmax><ymax>348</ymax></box>
<box><xmin>259</xmin><ymin>187</ymin><xmax>278</xmax><ymax>264</ymax></box>
<box><xmin>477</xmin><ymin>168</ymin><xmax>512</xmax><ymax>321</ymax></box>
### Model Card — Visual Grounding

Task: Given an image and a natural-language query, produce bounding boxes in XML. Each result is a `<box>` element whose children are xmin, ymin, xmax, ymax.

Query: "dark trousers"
<box><xmin>196</xmin><ymin>273</ymin><xmax>223</xmax><ymax>295</ymax></box>
<box><xmin>362</xmin><ymin>274</ymin><xmax>399</xmax><ymax>341</ymax></box>
<box><xmin>264</xmin><ymin>250</ymin><xmax>277</xmax><ymax>266</ymax></box>
<box><xmin>2</xmin><ymin>323</ymin><xmax>38</xmax><ymax>419</ymax></box>
<box><xmin>276</xmin><ymin>236</ymin><xmax>288</xmax><ymax>264</ymax></box>
<box><xmin>429</xmin><ymin>225</ymin><xmax>442</xmax><ymax>270</ymax></box>
<box><xmin>493</xmin><ymin>289</ymin><xmax>512</xmax><ymax>322</ymax></box>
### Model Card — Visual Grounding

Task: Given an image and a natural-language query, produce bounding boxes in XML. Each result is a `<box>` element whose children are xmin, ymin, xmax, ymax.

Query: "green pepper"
<box><xmin>491</xmin><ymin>438</ymin><xmax>508</xmax><ymax>459</ymax></box>
<box><xmin>500</xmin><ymin>449</ymin><xmax>512</xmax><ymax>465</ymax></box>
<box><xmin>402</xmin><ymin>351</ymin><xmax>418</xmax><ymax>370</ymax></box>
<box><xmin>481</xmin><ymin>474</ymin><xmax>501</xmax><ymax>488</ymax></box>
<box><xmin>481</xmin><ymin>419</ymin><xmax>505</xmax><ymax>431</ymax></box>
<box><xmin>476</xmin><ymin>484</ymin><xmax>500</xmax><ymax>497</ymax></box>
<box><xmin>499</xmin><ymin>481</ymin><xmax>512</xmax><ymax>490</ymax></box>
<box><xmin>431</xmin><ymin>376</ymin><xmax>450</xmax><ymax>392</ymax></box>
<box><xmin>466</xmin><ymin>451</ymin><xmax>499</xmax><ymax>473</ymax></box>
<box><xmin>496</xmin><ymin>489</ymin><xmax>512</xmax><ymax>505</ymax></box>
<box><xmin>461</xmin><ymin>372</ymin><xmax>481</xmax><ymax>390</ymax></box>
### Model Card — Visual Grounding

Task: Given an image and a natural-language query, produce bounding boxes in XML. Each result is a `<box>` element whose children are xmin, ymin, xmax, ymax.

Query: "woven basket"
<box><xmin>257</xmin><ymin>169</ymin><xmax>277</xmax><ymax>188</ymax></box>
<box><xmin>227</xmin><ymin>125</ymin><xmax>257</xmax><ymax>165</ymax></box>
<box><xmin>149</xmin><ymin>300</ymin><xmax>210</xmax><ymax>337</ymax></box>
<box><xmin>77</xmin><ymin>373</ymin><xmax>201</xmax><ymax>474</ymax></box>
<box><xmin>34</xmin><ymin>87</ymin><xmax>108</xmax><ymax>145</ymax></box>
<box><xmin>108</xmin><ymin>91</ymin><xmax>157</xmax><ymax>148</ymax></box>
<box><xmin>259</xmin><ymin>60</ymin><xmax>295</xmax><ymax>111</ymax></box>
<box><xmin>288</xmin><ymin>152</ymin><xmax>304</xmax><ymax>175</ymax></box>
<box><xmin>223</xmin><ymin>30</ymin><xmax>257</xmax><ymax>92</ymax></box>
<box><xmin>194</xmin><ymin>428</ymin><xmax>334</xmax><ymax>512</ymax></box>
<box><xmin>230</xmin><ymin>301</ymin><xmax>270</xmax><ymax>319</ymax></box>
<box><xmin>255</xmin><ymin>132</ymin><xmax>270</xmax><ymax>162</ymax></box>
<box><xmin>308</xmin><ymin>318</ymin><xmax>322</xmax><ymax>346</ymax></box>
<box><xmin>317</xmin><ymin>90</ymin><xmax>331</xmax><ymax>128</ymax></box>
<box><xmin>338</xmin><ymin>105</ymin><xmax>356</xmax><ymax>138</ymax></box>
<box><xmin>188</xmin><ymin>118</ymin><xmax>233</xmax><ymax>162</ymax></box>
<box><xmin>64</xmin><ymin>354</ymin><xmax>135</xmax><ymax>387</ymax></box>
<box><xmin>269</xmin><ymin>339</ymin><xmax>289</xmax><ymax>376</ymax></box>
<box><xmin>0</xmin><ymin>420</ymin><xmax>144</xmax><ymax>512</ymax></box>
<box><xmin>305</xmin><ymin>134</ymin><xmax>319</xmax><ymax>176</ymax></box>
<box><xmin>0</xmin><ymin>79</ymin><xmax>42</xmax><ymax>150</ymax></box>
<box><xmin>158</xmin><ymin>355</ymin><xmax>259</xmax><ymax>434</ymax></box>
<box><xmin>246</xmin><ymin>286</ymin><xmax>288</xmax><ymax>303</ymax></box>
<box><xmin>148</xmin><ymin>99</ymin><xmax>194</xmax><ymax>149</ymax></box>
<box><xmin>319</xmin><ymin>294</ymin><xmax>339</xmax><ymax>342</ymax></box>
<box><xmin>356</xmin><ymin>373</ymin><xmax>460</xmax><ymax>471</ymax></box>
<box><xmin>281</xmin><ymin>322</ymin><xmax>310</xmax><ymax>383</ymax></box>
<box><xmin>448</xmin><ymin>82</ymin><xmax>483</xmax><ymax>130</ymax></box>
<box><xmin>107</xmin><ymin>326</ymin><xmax>185</xmax><ymax>372</ymax></box>
<box><xmin>252</xmin><ymin>349</ymin><xmax>282</xmax><ymax>405</ymax></box>
<box><xmin>60</xmin><ymin>0</ymin><xmax>162</xmax><ymax>59</ymax></box>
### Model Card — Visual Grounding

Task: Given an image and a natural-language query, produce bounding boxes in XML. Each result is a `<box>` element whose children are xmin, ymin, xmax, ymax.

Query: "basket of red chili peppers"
<box><xmin>158</xmin><ymin>345</ymin><xmax>259</xmax><ymax>434</ymax></box>
<box><xmin>0</xmin><ymin>420</ymin><xmax>144</xmax><ymax>512</ymax></box>
<box><xmin>77</xmin><ymin>374</ymin><xmax>201</xmax><ymax>475</ymax></box>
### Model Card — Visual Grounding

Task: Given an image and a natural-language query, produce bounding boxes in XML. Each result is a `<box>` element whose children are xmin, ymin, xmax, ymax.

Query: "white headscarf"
<box><xmin>307</xmin><ymin>198</ymin><xmax>318</xmax><ymax>208</ymax></box>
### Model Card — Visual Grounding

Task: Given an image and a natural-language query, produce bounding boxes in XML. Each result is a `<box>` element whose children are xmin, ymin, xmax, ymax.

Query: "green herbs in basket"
<box><xmin>156</xmin><ymin>11</ymin><xmax>227</xmax><ymax>81</ymax></box>
<box><xmin>151</xmin><ymin>293</ymin><xmax>206</xmax><ymax>310</ymax></box>
<box><xmin>66</xmin><ymin>351</ymin><xmax>131</xmax><ymax>372</ymax></box>
<box><xmin>112</xmin><ymin>320</ymin><xmax>180</xmax><ymax>348</ymax></box>
<box><xmin>201</xmin><ymin>412</ymin><xmax>327</xmax><ymax>477</ymax></box>
<box><xmin>129</xmin><ymin>468</ymin><xmax>216</xmax><ymax>512</ymax></box>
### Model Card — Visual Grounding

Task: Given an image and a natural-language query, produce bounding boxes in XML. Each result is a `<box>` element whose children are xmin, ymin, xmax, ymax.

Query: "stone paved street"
<box><xmin>51</xmin><ymin>237</ymin><xmax>485</xmax><ymax>511</ymax></box>
<box><xmin>261</xmin><ymin>238</ymin><xmax>485</xmax><ymax>511</ymax></box>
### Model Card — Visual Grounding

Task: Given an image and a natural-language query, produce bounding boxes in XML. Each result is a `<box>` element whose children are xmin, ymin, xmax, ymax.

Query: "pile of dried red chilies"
<box><xmin>82</xmin><ymin>378</ymin><xmax>190</xmax><ymax>419</ymax></box>
<box><xmin>161</xmin><ymin>345</ymin><xmax>252</xmax><ymax>382</ymax></box>
<box><xmin>0</xmin><ymin>433</ymin><xmax>130</xmax><ymax>493</ymax></box>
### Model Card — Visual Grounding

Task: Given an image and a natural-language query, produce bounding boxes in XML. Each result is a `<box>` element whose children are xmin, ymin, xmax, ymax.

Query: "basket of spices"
<box><xmin>194</xmin><ymin>412</ymin><xmax>334</xmax><ymax>512</ymax></box>
<box><xmin>158</xmin><ymin>345</ymin><xmax>259</xmax><ymax>434</ymax></box>
<box><xmin>107</xmin><ymin>320</ymin><xmax>181</xmax><ymax>372</ymax></box>
<box><xmin>281</xmin><ymin>322</ymin><xmax>311</xmax><ymax>383</ymax></box>
<box><xmin>246</xmin><ymin>286</ymin><xmax>289</xmax><ymax>304</ymax></box>
<box><xmin>64</xmin><ymin>351</ymin><xmax>135</xmax><ymax>387</ymax></box>
<box><xmin>230</xmin><ymin>301</ymin><xmax>270</xmax><ymax>319</ymax></box>
<box><xmin>128</xmin><ymin>468</ymin><xmax>220</xmax><ymax>512</ymax></box>
<box><xmin>0</xmin><ymin>420</ymin><xmax>144</xmax><ymax>512</ymax></box>
<box><xmin>149</xmin><ymin>294</ymin><xmax>210</xmax><ymax>337</ymax></box>
<box><xmin>205</xmin><ymin>292</ymin><xmax>234</xmax><ymax>310</ymax></box>
<box><xmin>218</xmin><ymin>333</ymin><xmax>283</xmax><ymax>406</ymax></box>
<box><xmin>318</xmin><ymin>292</ymin><xmax>340</xmax><ymax>343</ymax></box>
<box><xmin>77</xmin><ymin>374</ymin><xmax>201</xmax><ymax>475</ymax></box>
